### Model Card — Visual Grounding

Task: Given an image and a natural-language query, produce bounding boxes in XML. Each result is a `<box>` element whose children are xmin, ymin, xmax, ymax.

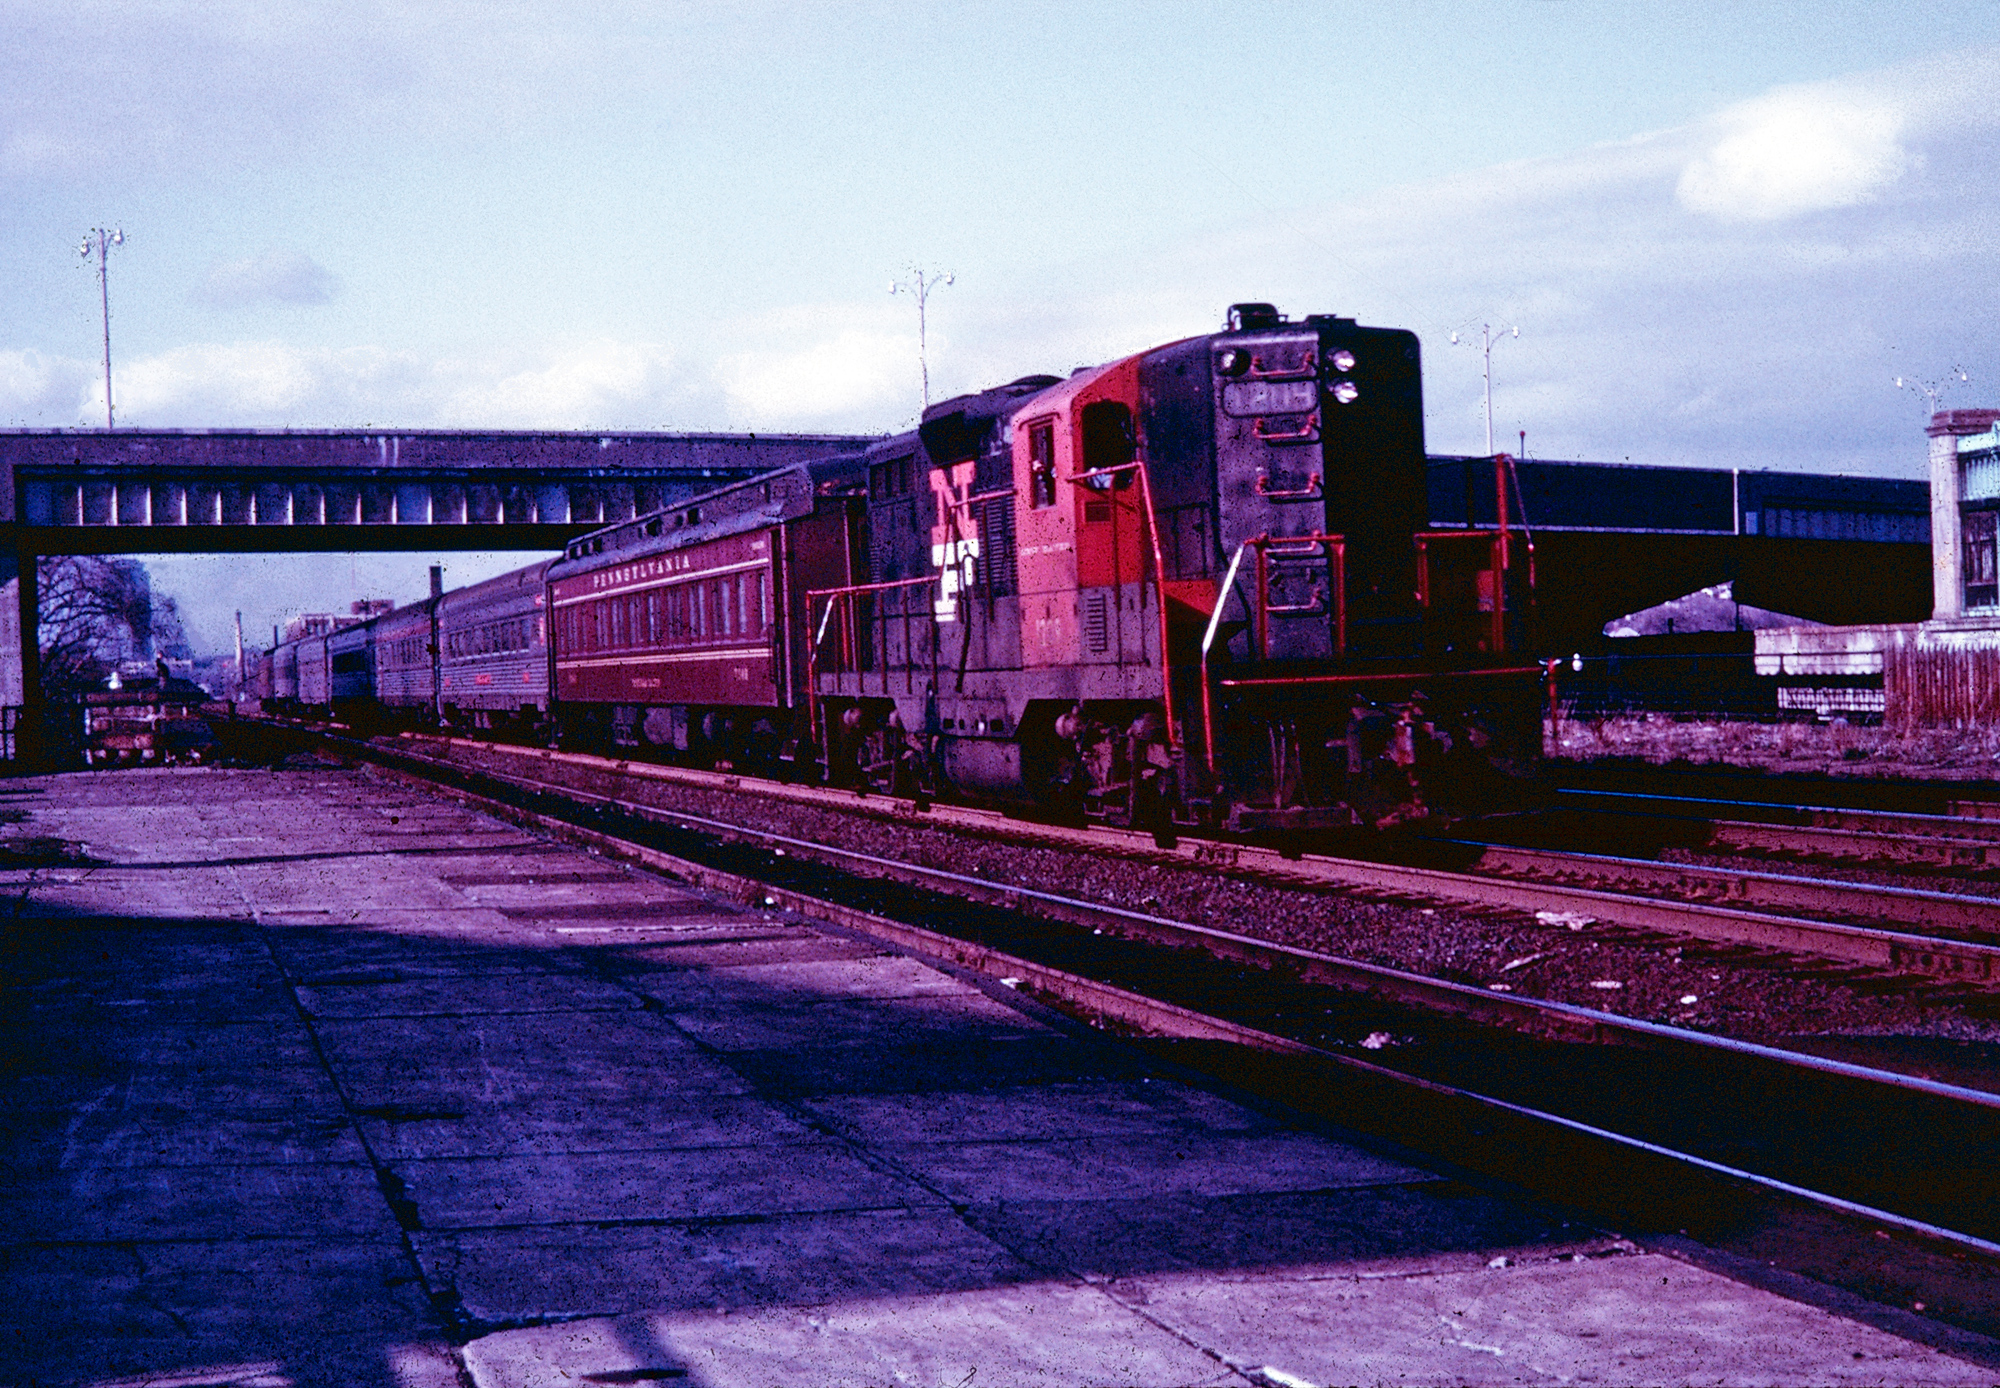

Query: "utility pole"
<box><xmin>890</xmin><ymin>266</ymin><xmax>954</xmax><ymax>409</ymax></box>
<box><xmin>1450</xmin><ymin>322</ymin><xmax>1519</xmax><ymax>457</ymax></box>
<box><xmin>78</xmin><ymin>227</ymin><xmax>126</xmax><ymax>429</ymax></box>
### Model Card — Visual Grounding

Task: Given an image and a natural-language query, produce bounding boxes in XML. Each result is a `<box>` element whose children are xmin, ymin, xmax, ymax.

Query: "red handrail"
<box><xmin>1414</xmin><ymin>528</ymin><xmax>1515</xmax><ymax>654</ymax></box>
<box><xmin>804</xmin><ymin>573</ymin><xmax>939</xmax><ymax>773</ymax></box>
<box><xmin>1197</xmin><ymin>532</ymin><xmax>1348</xmax><ymax>775</ymax></box>
<box><xmin>1068</xmin><ymin>458</ymin><xmax>1178</xmax><ymax>753</ymax></box>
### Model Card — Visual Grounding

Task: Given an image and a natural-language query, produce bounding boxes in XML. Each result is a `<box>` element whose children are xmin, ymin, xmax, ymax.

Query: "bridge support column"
<box><xmin>13</xmin><ymin>545</ymin><xmax>39</xmax><ymax>771</ymax></box>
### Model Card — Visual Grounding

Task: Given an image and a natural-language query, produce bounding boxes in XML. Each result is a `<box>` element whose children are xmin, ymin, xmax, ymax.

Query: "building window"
<box><xmin>1965</xmin><ymin>509</ymin><xmax>1998</xmax><ymax>610</ymax></box>
<box><xmin>1964</xmin><ymin>449</ymin><xmax>2000</xmax><ymax>504</ymax></box>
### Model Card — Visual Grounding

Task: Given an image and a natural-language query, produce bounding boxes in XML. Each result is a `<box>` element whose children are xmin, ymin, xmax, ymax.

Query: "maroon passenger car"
<box><xmin>543</xmin><ymin>457</ymin><xmax>866</xmax><ymax>759</ymax></box>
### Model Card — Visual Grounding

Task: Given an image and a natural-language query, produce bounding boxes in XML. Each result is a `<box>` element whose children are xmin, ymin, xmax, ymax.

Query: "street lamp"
<box><xmin>78</xmin><ymin>227</ymin><xmax>125</xmax><ymax>430</ymax></box>
<box><xmin>1895</xmin><ymin>366</ymin><xmax>1969</xmax><ymax>416</ymax></box>
<box><xmin>890</xmin><ymin>265</ymin><xmax>953</xmax><ymax>409</ymax></box>
<box><xmin>1450</xmin><ymin>321</ymin><xmax>1519</xmax><ymax>457</ymax></box>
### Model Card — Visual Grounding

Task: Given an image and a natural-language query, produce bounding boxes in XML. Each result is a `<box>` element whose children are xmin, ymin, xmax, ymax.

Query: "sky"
<box><xmin>6</xmin><ymin>2</ymin><xmax>2000</xmax><ymax>654</ymax></box>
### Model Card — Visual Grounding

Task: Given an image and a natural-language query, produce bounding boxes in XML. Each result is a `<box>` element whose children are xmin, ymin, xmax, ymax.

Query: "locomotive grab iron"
<box><xmin>262</xmin><ymin>304</ymin><xmax>1545</xmax><ymax>831</ymax></box>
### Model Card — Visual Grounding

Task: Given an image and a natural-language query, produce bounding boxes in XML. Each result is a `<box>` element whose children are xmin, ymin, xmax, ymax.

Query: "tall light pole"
<box><xmin>890</xmin><ymin>265</ymin><xmax>953</xmax><ymax>409</ymax></box>
<box><xmin>1895</xmin><ymin>366</ymin><xmax>1969</xmax><ymax>415</ymax></box>
<box><xmin>1450</xmin><ymin>321</ymin><xmax>1519</xmax><ymax>457</ymax></box>
<box><xmin>78</xmin><ymin>227</ymin><xmax>125</xmax><ymax>430</ymax></box>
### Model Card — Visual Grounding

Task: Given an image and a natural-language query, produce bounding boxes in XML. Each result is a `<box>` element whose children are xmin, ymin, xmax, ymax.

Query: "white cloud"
<box><xmin>717</xmin><ymin>304</ymin><xmax>919</xmax><ymax>427</ymax></box>
<box><xmin>16</xmin><ymin>338</ymin><xmax>751</xmax><ymax>432</ymax></box>
<box><xmin>0</xmin><ymin>349</ymin><xmax>94</xmax><ymax>424</ymax></box>
<box><xmin>438</xmin><ymin>340</ymin><xmax>727</xmax><ymax>429</ymax></box>
<box><xmin>7</xmin><ymin>46</ymin><xmax>1999</xmax><ymax>478</ymax></box>
<box><xmin>114</xmin><ymin>341</ymin><xmax>359</xmax><ymax>420</ymax></box>
<box><xmin>1676</xmin><ymin>87</ymin><xmax>1910</xmax><ymax>221</ymax></box>
<box><xmin>197</xmin><ymin>250</ymin><xmax>340</xmax><ymax>307</ymax></box>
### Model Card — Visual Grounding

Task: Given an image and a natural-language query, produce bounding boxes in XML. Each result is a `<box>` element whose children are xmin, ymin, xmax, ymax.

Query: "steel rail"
<box><xmin>1564</xmin><ymin>788</ymin><xmax>2000</xmax><ymax>840</ymax></box>
<box><xmin>342</xmin><ymin>730</ymin><xmax>2000</xmax><ymax>1281</ymax></box>
<box><xmin>1558</xmin><ymin>788</ymin><xmax>2000</xmax><ymax>865</ymax></box>
<box><xmin>379</xmin><ymin>733</ymin><xmax>2000</xmax><ymax>986</ymax></box>
<box><xmin>1446</xmin><ymin>839</ymin><xmax>2000</xmax><ymax>941</ymax></box>
<box><xmin>357</xmin><ymin>733</ymin><xmax>2000</xmax><ymax>1110</ymax></box>
<box><xmin>1711</xmin><ymin>820</ymin><xmax>2000</xmax><ymax>868</ymax></box>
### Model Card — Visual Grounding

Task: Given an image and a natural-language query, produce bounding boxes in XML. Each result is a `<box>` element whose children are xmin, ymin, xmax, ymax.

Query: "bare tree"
<box><xmin>36</xmin><ymin>556</ymin><xmax>180</xmax><ymax>697</ymax></box>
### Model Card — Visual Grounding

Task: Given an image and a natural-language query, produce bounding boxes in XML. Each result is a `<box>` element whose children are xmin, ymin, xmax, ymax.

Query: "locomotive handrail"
<box><xmin>1199</xmin><ymin>542</ymin><xmax>1251</xmax><ymax>775</ymax></box>
<box><xmin>1252</xmin><ymin>533</ymin><xmax>1347</xmax><ymax>662</ymax></box>
<box><xmin>1247</xmin><ymin>348</ymin><xmax>1316</xmax><ymax>381</ymax></box>
<box><xmin>1252</xmin><ymin>412</ymin><xmax>1320</xmax><ymax>444</ymax></box>
<box><xmin>1196</xmin><ymin>533</ymin><xmax>1348</xmax><ymax>777</ymax></box>
<box><xmin>1413</xmin><ymin>526</ymin><xmax>1529</xmax><ymax>656</ymax></box>
<box><xmin>1254</xmin><ymin>469</ymin><xmax>1323</xmax><ymax>500</ymax></box>
<box><xmin>1066</xmin><ymin>458</ymin><xmax>1178</xmax><ymax>753</ymax></box>
<box><xmin>1216</xmin><ymin>665</ymin><xmax>1546</xmax><ymax>689</ymax></box>
<box><xmin>806</xmin><ymin>575</ymin><xmax>943</xmax><ymax>599</ymax></box>
<box><xmin>804</xmin><ymin>574</ymin><xmax>939</xmax><ymax>775</ymax></box>
<box><xmin>941</xmin><ymin>486</ymin><xmax>1017</xmax><ymax>511</ymax></box>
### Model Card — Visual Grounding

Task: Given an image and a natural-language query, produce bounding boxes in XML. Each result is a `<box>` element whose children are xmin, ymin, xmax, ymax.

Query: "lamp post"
<box><xmin>1450</xmin><ymin>321</ymin><xmax>1519</xmax><ymax>457</ymax></box>
<box><xmin>1895</xmin><ymin>366</ymin><xmax>1969</xmax><ymax>415</ymax></box>
<box><xmin>78</xmin><ymin>227</ymin><xmax>125</xmax><ymax>430</ymax></box>
<box><xmin>890</xmin><ymin>266</ymin><xmax>953</xmax><ymax>409</ymax></box>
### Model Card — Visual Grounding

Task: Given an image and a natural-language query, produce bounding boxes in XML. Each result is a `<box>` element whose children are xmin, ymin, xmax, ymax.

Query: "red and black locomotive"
<box><xmin>539</xmin><ymin>303</ymin><xmax>1542</xmax><ymax>829</ymax></box>
<box><xmin>265</xmin><ymin>304</ymin><xmax>1542</xmax><ymax>829</ymax></box>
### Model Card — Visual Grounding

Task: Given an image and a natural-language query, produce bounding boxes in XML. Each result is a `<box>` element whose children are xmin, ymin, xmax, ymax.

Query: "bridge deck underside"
<box><xmin>20</xmin><ymin>470</ymin><xmax>759</xmax><ymax>535</ymax></box>
<box><xmin>13</xmin><ymin>523</ymin><xmax>594</xmax><ymax>556</ymax></box>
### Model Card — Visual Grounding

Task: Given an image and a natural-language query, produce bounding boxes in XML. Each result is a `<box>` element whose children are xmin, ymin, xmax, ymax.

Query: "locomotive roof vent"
<box><xmin>1227</xmin><ymin>302</ymin><xmax>1284</xmax><ymax>331</ymax></box>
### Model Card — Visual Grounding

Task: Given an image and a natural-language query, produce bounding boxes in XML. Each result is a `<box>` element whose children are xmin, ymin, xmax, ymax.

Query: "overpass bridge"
<box><xmin>0</xmin><ymin>429</ymin><xmax>868</xmax><ymax>555</ymax></box>
<box><xmin>0</xmin><ymin>428</ymin><xmax>873</xmax><ymax>762</ymax></box>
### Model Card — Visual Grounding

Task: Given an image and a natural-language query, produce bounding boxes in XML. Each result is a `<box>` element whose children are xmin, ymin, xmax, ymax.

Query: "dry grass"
<box><xmin>1547</xmin><ymin>712</ymin><xmax>2000</xmax><ymax>780</ymax></box>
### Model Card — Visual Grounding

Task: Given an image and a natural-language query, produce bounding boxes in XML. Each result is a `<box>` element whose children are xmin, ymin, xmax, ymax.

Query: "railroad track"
<box><xmin>307</xmin><ymin>729</ymin><xmax>2000</xmax><ymax>991</ymax></box>
<box><xmin>1439</xmin><ymin>839</ymin><xmax>2000</xmax><ymax>941</ymax></box>
<box><xmin>304</xmin><ymin>724</ymin><xmax>2000</xmax><ymax>1341</ymax></box>
<box><xmin>1551</xmin><ymin>788</ymin><xmax>2000</xmax><ymax>870</ymax></box>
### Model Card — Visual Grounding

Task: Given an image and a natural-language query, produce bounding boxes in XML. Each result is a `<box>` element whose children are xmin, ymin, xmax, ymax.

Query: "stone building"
<box><xmin>1756</xmin><ymin>408</ymin><xmax>2000</xmax><ymax>728</ymax></box>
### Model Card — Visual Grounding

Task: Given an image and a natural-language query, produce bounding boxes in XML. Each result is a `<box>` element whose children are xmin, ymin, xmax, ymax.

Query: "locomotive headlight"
<box><xmin>1327</xmin><ymin>349</ymin><xmax>1356</xmax><ymax>373</ymax></box>
<box><xmin>1216</xmin><ymin>348</ymin><xmax>1250</xmax><ymax>377</ymax></box>
<box><xmin>1330</xmin><ymin>378</ymin><xmax>1360</xmax><ymax>405</ymax></box>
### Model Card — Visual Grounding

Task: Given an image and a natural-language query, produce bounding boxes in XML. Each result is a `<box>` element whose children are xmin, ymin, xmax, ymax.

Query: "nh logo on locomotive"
<box><xmin>930</xmin><ymin>537</ymin><xmax>979</xmax><ymax>622</ymax></box>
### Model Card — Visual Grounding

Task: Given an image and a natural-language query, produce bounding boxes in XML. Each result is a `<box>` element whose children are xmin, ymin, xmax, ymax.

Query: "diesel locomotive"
<box><xmin>261</xmin><ymin>303</ymin><xmax>1544</xmax><ymax>830</ymax></box>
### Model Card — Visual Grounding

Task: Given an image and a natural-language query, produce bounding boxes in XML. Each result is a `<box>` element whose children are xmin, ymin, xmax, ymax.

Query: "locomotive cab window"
<box><xmin>1027</xmin><ymin>419</ymin><xmax>1057</xmax><ymax>508</ymax></box>
<box><xmin>1079</xmin><ymin>401</ymin><xmax>1134</xmax><ymax>489</ymax></box>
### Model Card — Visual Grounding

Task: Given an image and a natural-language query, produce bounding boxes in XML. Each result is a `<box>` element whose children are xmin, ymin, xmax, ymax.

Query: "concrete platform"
<box><xmin>2</xmin><ymin>765</ymin><xmax>1994</xmax><ymax>1387</ymax></box>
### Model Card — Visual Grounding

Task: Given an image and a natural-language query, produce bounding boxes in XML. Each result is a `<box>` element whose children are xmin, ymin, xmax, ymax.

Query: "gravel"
<box><xmin>488</xmin><ymin>758</ymin><xmax>2000</xmax><ymax>1066</ymax></box>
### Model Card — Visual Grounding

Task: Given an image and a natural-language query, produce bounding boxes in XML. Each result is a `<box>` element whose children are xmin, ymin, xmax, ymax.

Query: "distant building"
<box><xmin>1754</xmin><ymin>409</ymin><xmax>2000</xmax><ymax>726</ymax></box>
<box><xmin>280</xmin><ymin>612</ymin><xmax>363</xmax><ymax>643</ymax></box>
